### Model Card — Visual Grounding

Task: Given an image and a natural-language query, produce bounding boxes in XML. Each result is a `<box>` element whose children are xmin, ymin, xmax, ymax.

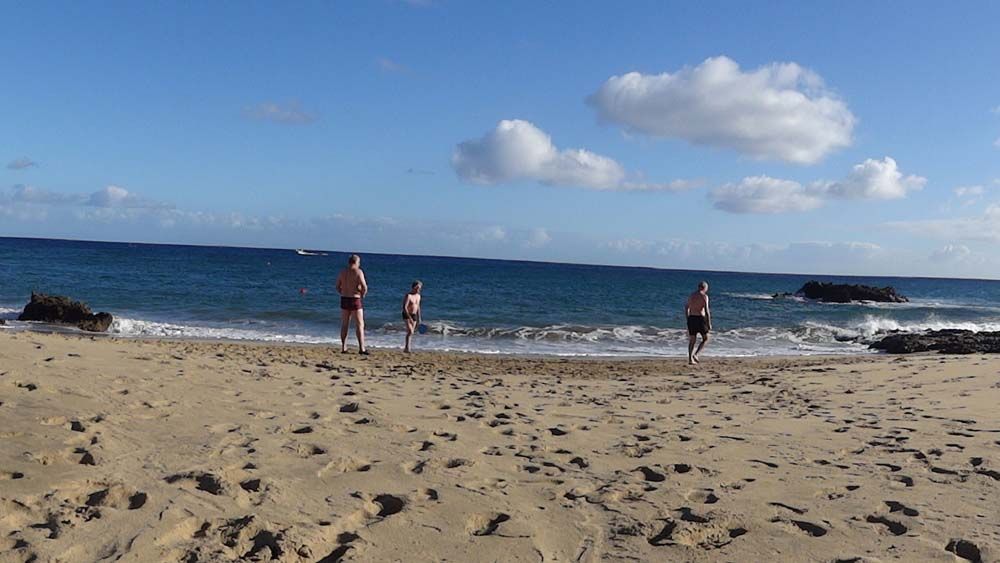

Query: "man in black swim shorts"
<box><xmin>684</xmin><ymin>281</ymin><xmax>711</xmax><ymax>365</ymax></box>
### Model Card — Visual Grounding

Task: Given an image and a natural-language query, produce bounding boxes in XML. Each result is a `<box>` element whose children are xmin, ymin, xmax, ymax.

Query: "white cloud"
<box><xmin>87</xmin><ymin>185</ymin><xmax>170</xmax><ymax>209</ymax></box>
<box><xmin>524</xmin><ymin>227</ymin><xmax>551</xmax><ymax>248</ymax></box>
<box><xmin>819</xmin><ymin>157</ymin><xmax>925</xmax><ymax>200</ymax></box>
<box><xmin>711</xmin><ymin>157</ymin><xmax>924</xmax><ymax>214</ymax></box>
<box><xmin>930</xmin><ymin>244</ymin><xmax>971</xmax><ymax>262</ymax></box>
<box><xmin>452</xmin><ymin>119</ymin><xmax>692</xmax><ymax>191</ymax></box>
<box><xmin>954</xmin><ymin>185</ymin><xmax>985</xmax><ymax>198</ymax></box>
<box><xmin>244</xmin><ymin>101</ymin><xmax>318</xmax><ymax>125</ymax></box>
<box><xmin>2</xmin><ymin>184</ymin><xmax>170</xmax><ymax>210</ymax></box>
<box><xmin>587</xmin><ymin>56</ymin><xmax>855</xmax><ymax>164</ymax></box>
<box><xmin>6</xmin><ymin>157</ymin><xmax>37</xmax><ymax>170</ymax></box>
<box><xmin>476</xmin><ymin>225</ymin><xmax>507</xmax><ymax>242</ymax></box>
<box><xmin>711</xmin><ymin>176</ymin><xmax>824</xmax><ymax>214</ymax></box>
<box><xmin>6</xmin><ymin>184</ymin><xmax>84</xmax><ymax>205</ymax></box>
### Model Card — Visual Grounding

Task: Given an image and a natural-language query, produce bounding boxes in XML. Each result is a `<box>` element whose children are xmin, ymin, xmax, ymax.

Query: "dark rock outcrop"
<box><xmin>794</xmin><ymin>281</ymin><xmax>908</xmax><ymax>303</ymax></box>
<box><xmin>77</xmin><ymin>312</ymin><xmax>114</xmax><ymax>332</ymax></box>
<box><xmin>17</xmin><ymin>293</ymin><xmax>114</xmax><ymax>333</ymax></box>
<box><xmin>870</xmin><ymin>329</ymin><xmax>1000</xmax><ymax>354</ymax></box>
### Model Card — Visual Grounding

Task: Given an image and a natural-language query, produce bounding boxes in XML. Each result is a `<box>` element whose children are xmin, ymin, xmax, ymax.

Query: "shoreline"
<box><xmin>1</xmin><ymin>321</ymin><xmax>878</xmax><ymax>361</ymax></box>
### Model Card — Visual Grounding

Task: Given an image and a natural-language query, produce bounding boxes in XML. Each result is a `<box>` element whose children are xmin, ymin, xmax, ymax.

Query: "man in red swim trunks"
<box><xmin>685</xmin><ymin>281</ymin><xmax>711</xmax><ymax>365</ymax></box>
<box><xmin>336</xmin><ymin>254</ymin><xmax>369</xmax><ymax>355</ymax></box>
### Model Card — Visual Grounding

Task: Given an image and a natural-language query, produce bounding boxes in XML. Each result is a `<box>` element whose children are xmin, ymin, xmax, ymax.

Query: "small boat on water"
<box><xmin>295</xmin><ymin>249</ymin><xmax>328</xmax><ymax>256</ymax></box>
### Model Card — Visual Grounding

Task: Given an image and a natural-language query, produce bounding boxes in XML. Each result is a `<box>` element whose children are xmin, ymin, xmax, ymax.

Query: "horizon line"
<box><xmin>2</xmin><ymin>234</ymin><xmax>998</xmax><ymax>283</ymax></box>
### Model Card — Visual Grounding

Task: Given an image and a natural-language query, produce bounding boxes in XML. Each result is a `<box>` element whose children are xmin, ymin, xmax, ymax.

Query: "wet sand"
<box><xmin>1</xmin><ymin>331</ymin><xmax>998</xmax><ymax>562</ymax></box>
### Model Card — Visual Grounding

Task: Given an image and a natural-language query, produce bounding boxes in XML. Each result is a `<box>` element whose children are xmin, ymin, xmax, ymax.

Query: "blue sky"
<box><xmin>2</xmin><ymin>1</ymin><xmax>999</xmax><ymax>277</ymax></box>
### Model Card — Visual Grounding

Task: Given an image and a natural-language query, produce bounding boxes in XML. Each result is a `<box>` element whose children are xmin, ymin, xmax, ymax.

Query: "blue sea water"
<box><xmin>2</xmin><ymin>237</ymin><xmax>1000</xmax><ymax>357</ymax></box>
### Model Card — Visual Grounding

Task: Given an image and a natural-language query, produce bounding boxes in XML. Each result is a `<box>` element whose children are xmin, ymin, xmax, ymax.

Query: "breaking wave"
<box><xmin>94</xmin><ymin>313</ymin><xmax>1000</xmax><ymax>357</ymax></box>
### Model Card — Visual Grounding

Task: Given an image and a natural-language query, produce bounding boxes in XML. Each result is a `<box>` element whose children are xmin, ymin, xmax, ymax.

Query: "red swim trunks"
<box><xmin>340</xmin><ymin>297</ymin><xmax>363</xmax><ymax>311</ymax></box>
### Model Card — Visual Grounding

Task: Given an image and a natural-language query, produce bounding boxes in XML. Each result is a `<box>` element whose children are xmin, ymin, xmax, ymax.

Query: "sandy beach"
<box><xmin>1</xmin><ymin>331</ymin><xmax>998</xmax><ymax>562</ymax></box>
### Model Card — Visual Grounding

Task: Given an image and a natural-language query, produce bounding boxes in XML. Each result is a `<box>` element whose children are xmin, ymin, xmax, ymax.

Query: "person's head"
<box><xmin>348</xmin><ymin>254</ymin><xmax>361</xmax><ymax>268</ymax></box>
<box><xmin>411</xmin><ymin>280</ymin><xmax>423</xmax><ymax>293</ymax></box>
<box><xmin>698</xmin><ymin>281</ymin><xmax>709</xmax><ymax>293</ymax></box>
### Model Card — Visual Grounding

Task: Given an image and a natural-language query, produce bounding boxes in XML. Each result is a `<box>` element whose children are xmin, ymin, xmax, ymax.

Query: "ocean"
<box><xmin>2</xmin><ymin>237</ymin><xmax>999</xmax><ymax>357</ymax></box>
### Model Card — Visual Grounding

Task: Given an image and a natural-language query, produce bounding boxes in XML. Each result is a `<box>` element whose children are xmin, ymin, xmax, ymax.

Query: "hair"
<box><xmin>348</xmin><ymin>254</ymin><xmax>360</xmax><ymax>265</ymax></box>
<box><xmin>412</xmin><ymin>280</ymin><xmax>422</xmax><ymax>289</ymax></box>
<box><xmin>698</xmin><ymin>281</ymin><xmax>708</xmax><ymax>290</ymax></box>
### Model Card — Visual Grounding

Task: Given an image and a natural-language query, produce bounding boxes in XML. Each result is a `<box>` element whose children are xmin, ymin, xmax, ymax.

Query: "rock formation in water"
<box><xmin>774</xmin><ymin>281</ymin><xmax>909</xmax><ymax>303</ymax></box>
<box><xmin>17</xmin><ymin>293</ymin><xmax>114</xmax><ymax>332</ymax></box>
<box><xmin>871</xmin><ymin>329</ymin><xmax>1000</xmax><ymax>354</ymax></box>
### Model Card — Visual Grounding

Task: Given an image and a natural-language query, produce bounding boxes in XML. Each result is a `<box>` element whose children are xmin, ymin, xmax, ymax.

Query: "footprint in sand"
<box><xmin>865</xmin><ymin>514</ymin><xmax>907</xmax><ymax>536</ymax></box>
<box><xmin>318</xmin><ymin>458</ymin><xmax>372</xmax><ymax>477</ymax></box>
<box><xmin>239</xmin><ymin>478</ymin><xmax>262</xmax><ymax>493</ymax></box>
<box><xmin>884</xmin><ymin>500</ymin><xmax>919</xmax><ymax>517</ymax></box>
<box><xmin>164</xmin><ymin>471</ymin><xmax>228</xmax><ymax>496</ymax></box>
<box><xmin>946</xmin><ymin>539</ymin><xmax>984</xmax><ymax>563</ymax></box>
<box><xmin>686</xmin><ymin>489</ymin><xmax>719</xmax><ymax>504</ymax></box>
<box><xmin>771</xmin><ymin>517</ymin><xmax>827</xmax><ymax>537</ymax></box>
<box><xmin>81</xmin><ymin>484</ymin><xmax>148</xmax><ymax>510</ymax></box>
<box><xmin>316</xmin><ymin>531</ymin><xmax>361</xmax><ymax>562</ymax></box>
<box><xmin>370</xmin><ymin>494</ymin><xmax>406</xmax><ymax>518</ymax></box>
<box><xmin>769</xmin><ymin>501</ymin><xmax>806</xmax><ymax>514</ymax></box>
<box><xmin>634</xmin><ymin>466</ymin><xmax>666</xmax><ymax>482</ymax></box>
<box><xmin>467</xmin><ymin>513</ymin><xmax>510</xmax><ymax>536</ymax></box>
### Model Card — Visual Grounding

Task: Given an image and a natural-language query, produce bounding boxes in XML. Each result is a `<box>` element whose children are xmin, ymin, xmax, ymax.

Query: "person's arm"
<box><xmin>335</xmin><ymin>273</ymin><xmax>343</xmax><ymax>294</ymax></box>
<box><xmin>705</xmin><ymin>297</ymin><xmax>712</xmax><ymax>331</ymax></box>
<box><xmin>359</xmin><ymin>271</ymin><xmax>368</xmax><ymax>298</ymax></box>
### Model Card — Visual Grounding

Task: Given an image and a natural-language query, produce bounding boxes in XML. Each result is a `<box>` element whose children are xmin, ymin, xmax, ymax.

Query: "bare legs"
<box><xmin>355</xmin><ymin>309</ymin><xmax>366</xmax><ymax>353</ymax></box>
<box><xmin>340</xmin><ymin>310</ymin><xmax>351</xmax><ymax>353</ymax></box>
<box><xmin>340</xmin><ymin>309</ymin><xmax>367</xmax><ymax>354</ymax></box>
<box><xmin>688</xmin><ymin>333</ymin><xmax>710</xmax><ymax>365</ymax></box>
<box><xmin>404</xmin><ymin>318</ymin><xmax>415</xmax><ymax>353</ymax></box>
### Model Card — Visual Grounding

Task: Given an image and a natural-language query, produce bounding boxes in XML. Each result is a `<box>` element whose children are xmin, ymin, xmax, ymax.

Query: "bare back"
<box><xmin>686</xmin><ymin>291</ymin><xmax>708</xmax><ymax>317</ymax></box>
<box><xmin>337</xmin><ymin>267</ymin><xmax>366</xmax><ymax>298</ymax></box>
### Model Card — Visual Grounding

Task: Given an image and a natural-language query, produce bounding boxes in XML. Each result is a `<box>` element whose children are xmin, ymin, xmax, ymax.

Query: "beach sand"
<box><xmin>1</xmin><ymin>331</ymin><xmax>998</xmax><ymax>562</ymax></box>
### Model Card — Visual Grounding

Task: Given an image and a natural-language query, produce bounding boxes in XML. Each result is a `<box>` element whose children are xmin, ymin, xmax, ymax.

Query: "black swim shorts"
<box><xmin>687</xmin><ymin>315</ymin><xmax>708</xmax><ymax>336</ymax></box>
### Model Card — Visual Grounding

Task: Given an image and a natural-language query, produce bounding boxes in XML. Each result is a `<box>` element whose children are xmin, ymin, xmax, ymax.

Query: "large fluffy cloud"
<box><xmin>711</xmin><ymin>157</ymin><xmax>924</xmax><ymax>214</ymax></box>
<box><xmin>587</xmin><ymin>56</ymin><xmax>856</xmax><ymax>164</ymax></box>
<box><xmin>820</xmin><ymin>157</ymin><xmax>926</xmax><ymax>200</ymax></box>
<box><xmin>452</xmin><ymin>119</ymin><xmax>691</xmax><ymax>191</ymax></box>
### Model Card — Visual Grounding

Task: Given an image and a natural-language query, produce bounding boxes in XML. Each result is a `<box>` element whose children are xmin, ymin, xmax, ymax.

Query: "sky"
<box><xmin>2</xmin><ymin>1</ymin><xmax>999</xmax><ymax>278</ymax></box>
